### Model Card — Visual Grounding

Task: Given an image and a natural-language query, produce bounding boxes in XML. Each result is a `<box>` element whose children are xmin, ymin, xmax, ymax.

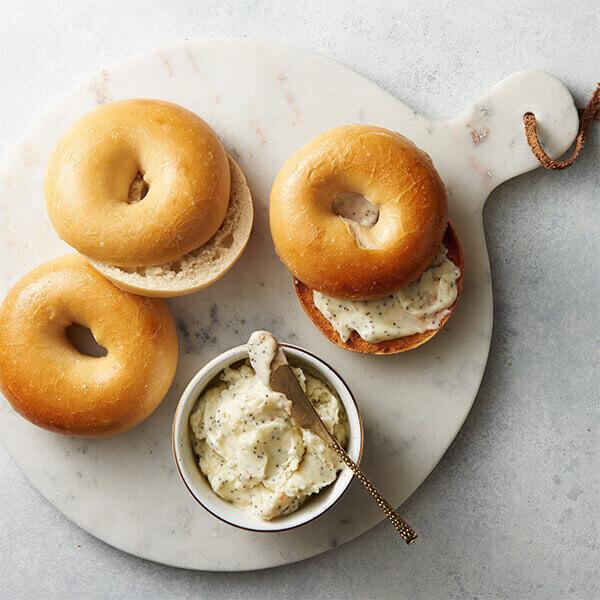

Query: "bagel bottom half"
<box><xmin>294</xmin><ymin>224</ymin><xmax>464</xmax><ymax>355</ymax></box>
<box><xmin>91</xmin><ymin>155</ymin><xmax>253</xmax><ymax>297</ymax></box>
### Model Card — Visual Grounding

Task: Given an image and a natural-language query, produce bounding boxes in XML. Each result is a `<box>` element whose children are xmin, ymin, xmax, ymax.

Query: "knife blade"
<box><xmin>269</xmin><ymin>363</ymin><xmax>334</xmax><ymax>444</ymax></box>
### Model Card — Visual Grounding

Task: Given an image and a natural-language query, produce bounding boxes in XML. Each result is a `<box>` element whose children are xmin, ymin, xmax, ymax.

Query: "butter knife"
<box><xmin>270</xmin><ymin>363</ymin><xmax>418</xmax><ymax>545</ymax></box>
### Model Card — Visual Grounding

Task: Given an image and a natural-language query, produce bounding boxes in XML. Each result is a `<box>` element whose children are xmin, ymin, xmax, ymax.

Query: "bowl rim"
<box><xmin>172</xmin><ymin>341</ymin><xmax>364</xmax><ymax>533</ymax></box>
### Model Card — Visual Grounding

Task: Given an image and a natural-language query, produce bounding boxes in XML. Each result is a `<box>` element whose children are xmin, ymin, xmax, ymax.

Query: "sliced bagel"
<box><xmin>294</xmin><ymin>223</ymin><xmax>464</xmax><ymax>355</ymax></box>
<box><xmin>90</xmin><ymin>156</ymin><xmax>253</xmax><ymax>297</ymax></box>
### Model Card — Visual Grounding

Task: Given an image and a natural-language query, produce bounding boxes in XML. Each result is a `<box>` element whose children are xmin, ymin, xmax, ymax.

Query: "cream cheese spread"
<box><xmin>331</xmin><ymin>192</ymin><xmax>379</xmax><ymax>227</ymax></box>
<box><xmin>313</xmin><ymin>246</ymin><xmax>461</xmax><ymax>343</ymax></box>
<box><xmin>189</xmin><ymin>331</ymin><xmax>348</xmax><ymax>520</ymax></box>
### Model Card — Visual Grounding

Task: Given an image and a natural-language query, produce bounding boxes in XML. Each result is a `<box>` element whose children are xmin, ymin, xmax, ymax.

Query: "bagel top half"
<box><xmin>44</xmin><ymin>99</ymin><xmax>230</xmax><ymax>268</ymax></box>
<box><xmin>269</xmin><ymin>125</ymin><xmax>448</xmax><ymax>300</ymax></box>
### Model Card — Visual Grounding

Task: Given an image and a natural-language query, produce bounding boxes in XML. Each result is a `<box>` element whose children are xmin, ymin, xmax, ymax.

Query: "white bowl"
<box><xmin>172</xmin><ymin>342</ymin><xmax>363</xmax><ymax>532</ymax></box>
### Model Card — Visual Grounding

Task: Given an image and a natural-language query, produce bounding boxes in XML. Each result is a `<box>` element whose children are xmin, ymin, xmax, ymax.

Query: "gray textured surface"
<box><xmin>0</xmin><ymin>1</ymin><xmax>598</xmax><ymax>598</ymax></box>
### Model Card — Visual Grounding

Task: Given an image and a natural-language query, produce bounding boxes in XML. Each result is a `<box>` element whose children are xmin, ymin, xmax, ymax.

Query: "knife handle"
<box><xmin>329</xmin><ymin>441</ymin><xmax>418</xmax><ymax>545</ymax></box>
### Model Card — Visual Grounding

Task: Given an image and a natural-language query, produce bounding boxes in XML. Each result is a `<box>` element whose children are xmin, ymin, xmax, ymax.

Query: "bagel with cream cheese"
<box><xmin>44</xmin><ymin>99</ymin><xmax>253</xmax><ymax>297</ymax></box>
<box><xmin>0</xmin><ymin>255</ymin><xmax>179</xmax><ymax>436</ymax></box>
<box><xmin>270</xmin><ymin>124</ymin><xmax>463</xmax><ymax>354</ymax></box>
<box><xmin>295</xmin><ymin>224</ymin><xmax>464</xmax><ymax>354</ymax></box>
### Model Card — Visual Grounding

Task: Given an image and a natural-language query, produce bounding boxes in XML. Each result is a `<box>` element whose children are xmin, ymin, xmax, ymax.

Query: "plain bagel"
<box><xmin>44</xmin><ymin>99</ymin><xmax>231</xmax><ymax>268</ymax></box>
<box><xmin>90</xmin><ymin>155</ymin><xmax>254</xmax><ymax>297</ymax></box>
<box><xmin>269</xmin><ymin>124</ymin><xmax>448</xmax><ymax>300</ymax></box>
<box><xmin>0</xmin><ymin>255</ymin><xmax>179</xmax><ymax>437</ymax></box>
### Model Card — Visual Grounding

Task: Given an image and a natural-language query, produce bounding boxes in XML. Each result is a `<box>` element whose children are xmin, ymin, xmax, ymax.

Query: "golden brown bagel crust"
<box><xmin>294</xmin><ymin>224</ymin><xmax>464</xmax><ymax>355</ymax></box>
<box><xmin>44</xmin><ymin>99</ymin><xmax>230</xmax><ymax>268</ymax></box>
<box><xmin>270</xmin><ymin>125</ymin><xmax>448</xmax><ymax>300</ymax></box>
<box><xmin>0</xmin><ymin>255</ymin><xmax>179</xmax><ymax>436</ymax></box>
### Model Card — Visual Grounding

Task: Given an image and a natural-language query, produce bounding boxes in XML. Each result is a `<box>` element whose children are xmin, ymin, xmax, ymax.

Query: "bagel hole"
<box><xmin>65</xmin><ymin>323</ymin><xmax>107</xmax><ymax>358</ymax></box>
<box><xmin>332</xmin><ymin>192</ymin><xmax>379</xmax><ymax>227</ymax></box>
<box><xmin>127</xmin><ymin>171</ymin><xmax>149</xmax><ymax>204</ymax></box>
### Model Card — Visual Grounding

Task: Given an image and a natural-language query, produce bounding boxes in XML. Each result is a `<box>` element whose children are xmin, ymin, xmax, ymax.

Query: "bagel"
<box><xmin>269</xmin><ymin>124</ymin><xmax>448</xmax><ymax>300</ymax></box>
<box><xmin>295</xmin><ymin>224</ymin><xmax>464</xmax><ymax>354</ymax></box>
<box><xmin>44</xmin><ymin>99</ymin><xmax>231</xmax><ymax>269</ymax></box>
<box><xmin>270</xmin><ymin>124</ymin><xmax>462</xmax><ymax>354</ymax></box>
<box><xmin>0</xmin><ymin>255</ymin><xmax>179</xmax><ymax>436</ymax></box>
<box><xmin>90</xmin><ymin>155</ymin><xmax>253</xmax><ymax>297</ymax></box>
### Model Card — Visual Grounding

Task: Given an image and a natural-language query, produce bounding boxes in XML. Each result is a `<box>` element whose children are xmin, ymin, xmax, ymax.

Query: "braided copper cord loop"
<box><xmin>524</xmin><ymin>83</ymin><xmax>600</xmax><ymax>170</ymax></box>
<box><xmin>330</xmin><ymin>440</ymin><xmax>418</xmax><ymax>544</ymax></box>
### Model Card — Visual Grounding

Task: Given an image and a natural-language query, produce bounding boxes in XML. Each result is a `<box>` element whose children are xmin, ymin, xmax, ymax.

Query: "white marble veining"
<box><xmin>0</xmin><ymin>39</ymin><xmax>579</xmax><ymax>572</ymax></box>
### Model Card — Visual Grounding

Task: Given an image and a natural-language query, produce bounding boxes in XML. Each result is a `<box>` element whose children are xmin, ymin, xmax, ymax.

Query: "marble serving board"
<box><xmin>0</xmin><ymin>39</ymin><xmax>578</xmax><ymax>571</ymax></box>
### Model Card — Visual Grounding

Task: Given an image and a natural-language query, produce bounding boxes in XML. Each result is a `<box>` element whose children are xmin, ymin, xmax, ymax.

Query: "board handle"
<box><xmin>446</xmin><ymin>70</ymin><xmax>579</xmax><ymax>193</ymax></box>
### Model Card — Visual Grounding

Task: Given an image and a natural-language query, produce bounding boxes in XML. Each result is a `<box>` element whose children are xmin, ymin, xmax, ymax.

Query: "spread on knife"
<box><xmin>246</xmin><ymin>330</ymin><xmax>287</xmax><ymax>388</ymax></box>
<box><xmin>189</xmin><ymin>331</ymin><xmax>348</xmax><ymax>520</ymax></box>
<box><xmin>313</xmin><ymin>246</ymin><xmax>461</xmax><ymax>343</ymax></box>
